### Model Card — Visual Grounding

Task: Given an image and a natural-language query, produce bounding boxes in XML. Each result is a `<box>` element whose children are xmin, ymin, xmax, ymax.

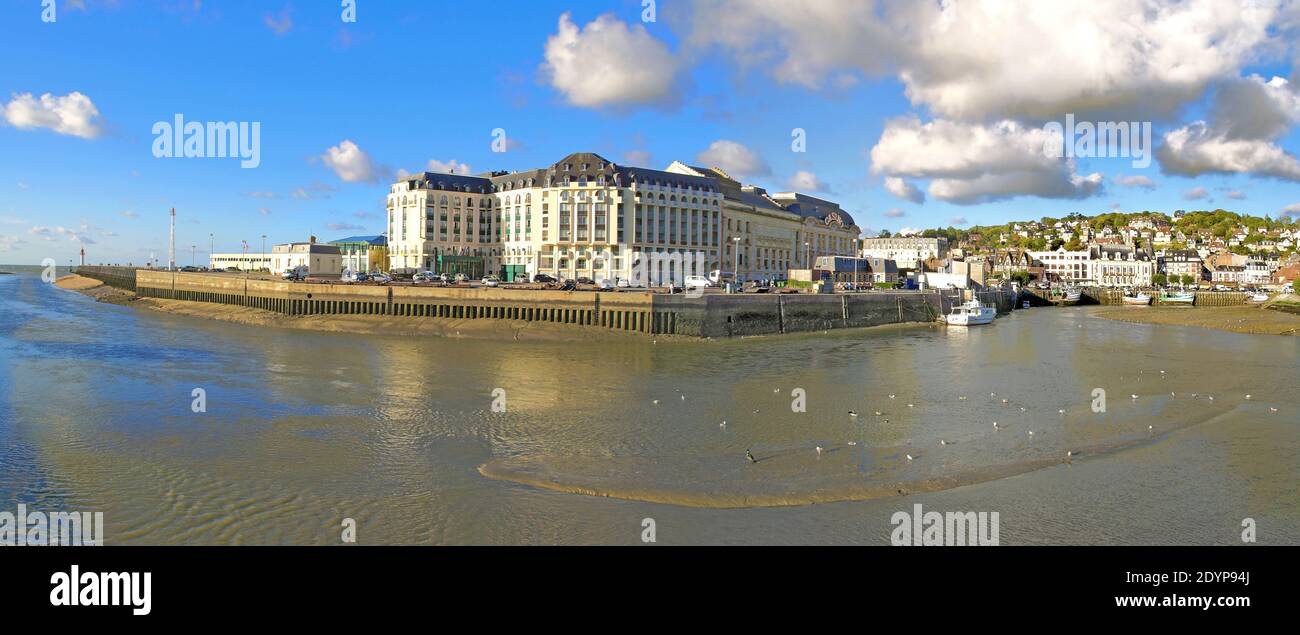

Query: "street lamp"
<box><xmin>804</xmin><ymin>241</ymin><xmax>810</xmax><ymax>270</ymax></box>
<box><xmin>208</xmin><ymin>233</ymin><xmax>214</xmax><ymax>270</ymax></box>
<box><xmin>732</xmin><ymin>236</ymin><xmax>741</xmax><ymax>289</ymax></box>
<box><xmin>241</xmin><ymin>240</ymin><xmax>248</xmax><ymax>276</ymax></box>
<box><xmin>261</xmin><ymin>235</ymin><xmax>267</xmax><ymax>275</ymax></box>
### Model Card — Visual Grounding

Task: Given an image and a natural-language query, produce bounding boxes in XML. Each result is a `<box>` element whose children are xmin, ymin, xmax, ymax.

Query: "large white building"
<box><xmin>1030</xmin><ymin>244</ymin><xmax>1153</xmax><ymax>287</ymax></box>
<box><xmin>859</xmin><ymin>236</ymin><xmax>949</xmax><ymax>270</ymax></box>
<box><xmin>386</xmin><ymin>152</ymin><xmax>862</xmax><ymax>284</ymax></box>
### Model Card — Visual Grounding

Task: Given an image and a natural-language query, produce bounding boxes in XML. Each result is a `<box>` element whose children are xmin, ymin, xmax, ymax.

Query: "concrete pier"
<box><xmin>73</xmin><ymin>266</ymin><xmax>1013</xmax><ymax>338</ymax></box>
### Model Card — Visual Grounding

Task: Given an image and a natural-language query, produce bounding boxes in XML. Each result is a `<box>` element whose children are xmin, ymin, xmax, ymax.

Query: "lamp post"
<box><xmin>732</xmin><ymin>236</ymin><xmax>741</xmax><ymax>289</ymax></box>
<box><xmin>261</xmin><ymin>235</ymin><xmax>267</xmax><ymax>274</ymax></box>
<box><xmin>208</xmin><ymin>233</ymin><xmax>214</xmax><ymax>271</ymax></box>
<box><xmin>241</xmin><ymin>240</ymin><xmax>248</xmax><ymax>276</ymax></box>
<box><xmin>804</xmin><ymin>241</ymin><xmax>810</xmax><ymax>270</ymax></box>
<box><xmin>191</xmin><ymin>245</ymin><xmax>196</xmax><ymax>267</ymax></box>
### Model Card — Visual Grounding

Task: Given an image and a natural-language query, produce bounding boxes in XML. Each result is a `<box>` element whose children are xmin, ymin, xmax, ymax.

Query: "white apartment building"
<box><xmin>210</xmin><ymin>253</ymin><xmax>271</xmax><ymax>271</ymax></box>
<box><xmin>859</xmin><ymin>236</ymin><xmax>949</xmax><ymax>270</ymax></box>
<box><xmin>387</xmin><ymin>153</ymin><xmax>862</xmax><ymax>284</ymax></box>
<box><xmin>1031</xmin><ymin>245</ymin><xmax>1153</xmax><ymax>286</ymax></box>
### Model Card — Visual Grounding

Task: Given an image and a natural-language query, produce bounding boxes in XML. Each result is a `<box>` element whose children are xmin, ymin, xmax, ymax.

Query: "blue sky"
<box><xmin>3</xmin><ymin>0</ymin><xmax>1300</xmax><ymax>265</ymax></box>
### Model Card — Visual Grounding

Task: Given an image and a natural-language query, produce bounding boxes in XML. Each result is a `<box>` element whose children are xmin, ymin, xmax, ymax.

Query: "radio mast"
<box><xmin>168</xmin><ymin>208</ymin><xmax>176</xmax><ymax>271</ymax></box>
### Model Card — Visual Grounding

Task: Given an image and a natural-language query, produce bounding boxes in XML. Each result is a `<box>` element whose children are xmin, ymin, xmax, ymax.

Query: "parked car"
<box><xmin>412</xmin><ymin>271</ymin><xmax>436</xmax><ymax>283</ymax></box>
<box><xmin>281</xmin><ymin>267</ymin><xmax>306</xmax><ymax>281</ymax></box>
<box><xmin>370</xmin><ymin>273</ymin><xmax>392</xmax><ymax>284</ymax></box>
<box><xmin>575</xmin><ymin>276</ymin><xmax>595</xmax><ymax>285</ymax></box>
<box><xmin>534</xmin><ymin>273</ymin><xmax>557</xmax><ymax>283</ymax></box>
<box><xmin>684</xmin><ymin>275</ymin><xmax>713</xmax><ymax>290</ymax></box>
<box><xmin>343</xmin><ymin>270</ymin><xmax>371</xmax><ymax>283</ymax></box>
<box><xmin>596</xmin><ymin>278</ymin><xmax>617</xmax><ymax>291</ymax></box>
<box><xmin>481</xmin><ymin>275</ymin><xmax>500</xmax><ymax>287</ymax></box>
<box><xmin>558</xmin><ymin>279</ymin><xmax>577</xmax><ymax>291</ymax></box>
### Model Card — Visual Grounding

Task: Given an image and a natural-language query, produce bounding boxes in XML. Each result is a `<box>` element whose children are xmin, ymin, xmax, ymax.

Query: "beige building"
<box><xmin>271</xmin><ymin>238</ymin><xmax>342</xmax><ymax>278</ymax></box>
<box><xmin>387</xmin><ymin>152</ymin><xmax>862</xmax><ymax>284</ymax></box>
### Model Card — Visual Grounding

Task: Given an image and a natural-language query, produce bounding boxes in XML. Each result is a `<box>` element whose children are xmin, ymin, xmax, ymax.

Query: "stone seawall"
<box><xmin>76</xmin><ymin>267</ymin><xmax>1012</xmax><ymax>338</ymax></box>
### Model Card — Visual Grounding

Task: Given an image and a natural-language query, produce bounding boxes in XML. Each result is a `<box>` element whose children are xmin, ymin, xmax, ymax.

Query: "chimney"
<box><xmin>309</xmin><ymin>235</ymin><xmax>316</xmax><ymax>244</ymax></box>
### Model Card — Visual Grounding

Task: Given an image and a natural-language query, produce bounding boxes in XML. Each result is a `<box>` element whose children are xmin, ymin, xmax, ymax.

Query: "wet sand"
<box><xmin>55</xmin><ymin>274</ymin><xmax>136</xmax><ymax>305</ymax></box>
<box><xmin>1093</xmin><ymin>304</ymin><xmax>1300</xmax><ymax>335</ymax></box>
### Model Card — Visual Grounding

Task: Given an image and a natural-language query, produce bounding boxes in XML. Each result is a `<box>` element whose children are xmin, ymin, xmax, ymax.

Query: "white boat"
<box><xmin>1121</xmin><ymin>293</ymin><xmax>1151</xmax><ymax>306</ymax></box>
<box><xmin>945</xmin><ymin>300</ymin><xmax>997</xmax><ymax>326</ymax></box>
<box><xmin>1059</xmin><ymin>288</ymin><xmax>1082</xmax><ymax>305</ymax></box>
<box><xmin>1159</xmin><ymin>291</ymin><xmax>1195</xmax><ymax>305</ymax></box>
<box><xmin>1246</xmin><ymin>292</ymin><xmax>1269</xmax><ymax>303</ymax></box>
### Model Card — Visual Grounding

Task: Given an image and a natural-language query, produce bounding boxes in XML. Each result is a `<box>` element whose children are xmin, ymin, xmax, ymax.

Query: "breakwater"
<box><xmin>73</xmin><ymin>267</ymin><xmax>1016</xmax><ymax>337</ymax></box>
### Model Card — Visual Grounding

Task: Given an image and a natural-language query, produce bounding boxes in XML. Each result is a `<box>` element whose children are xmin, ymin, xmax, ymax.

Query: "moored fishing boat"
<box><xmin>1159</xmin><ymin>291</ymin><xmax>1195</xmax><ymax>305</ymax></box>
<box><xmin>945</xmin><ymin>299</ymin><xmax>997</xmax><ymax>326</ymax></box>
<box><xmin>1121</xmin><ymin>292</ymin><xmax>1151</xmax><ymax>306</ymax></box>
<box><xmin>1058</xmin><ymin>287</ymin><xmax>1082</xmax><ymax>305</ymax></box>
<box><xmin>1246</xmin><ymin>292</ymin><xmax>1269</xmax><ymax>303</ymax></box>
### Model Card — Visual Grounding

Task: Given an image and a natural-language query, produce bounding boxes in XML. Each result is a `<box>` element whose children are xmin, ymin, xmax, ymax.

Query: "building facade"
<box><xmin>1158</xmin><ymin>249</ymin><xmax>1204</xmax><ymax>281</ymax></box>
<box><xmin>859</xmin><ymin>236</ymin><xmax>949</xmax><ymax>270</ymax></box>
<box><xmin>270</xmin><ymin>238</ymin><xmax>342</xmax><ymax>278</ymax></box>
<box><xmin>386</xmin><ymin>153</ymin><xmax>862</xmax><ymax>284</ymax></box>
<box><xmin>329</xmin><ymin>235</ymin><xmax>388</xmax><ymax>273</ymax></box>
<box><xmin>209</xmin><ymin>253</ymin><xmax>271</xmax><ymax>271</ymax></box>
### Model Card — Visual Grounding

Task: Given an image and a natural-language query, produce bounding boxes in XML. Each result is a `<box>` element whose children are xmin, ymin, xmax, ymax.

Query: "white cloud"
<box><xmin>686</xmin><ymin>0</ymin><xmax>1283</xmax><ymax>120</ymax></box>
<box><xmin>1183</xmin><ymin>186</ymin><xmax>1210</xmax><ymax>200</ymax></box>
<box><xmin>326</xmin><ymin>222</ymin><xmax>365</xmax><ymax>232</ymax></box>
<box><xmin>29</xmin><ymin>225</ymin><xmax>94</xmax><ymax>244</ymax></box>
<box><xmin>948</xmin><ymin>216</ymin><xmax>969</xmax><ymax>226</ymax></box>
<box><xmin>1158</xmin><ymin>75</ymin><xmax>1300</xmax><ymax>180</ymax></box>
<box><xmin>697</xmin><ymin>140</ymin><xmax>770</xmax><ymax>178</ymax></box>
<box><xmin>321</xmin><ymin>140</ymin><xmax>381</xmax><ymax>183</ymax></box>
<box><xmin>426</xmin><ymin>159</ymin><xmax>473</xmax><ymax>175</ymax></box>
<box><xmin>883</xmin><ymin>176</ymin><xmax>924</xmax><ymax>203</ymax></box>
<box><xmin>542</xmin><ymin>13</ymin><xmax>680</xmax><ymax>108</ymax></box>
<box><xmin>882</xmin><ymin>208</ymin><xmax>906</xmax><ymax>218</ymax></box>
<box><xmin>0</xmin><ymin>234</ymin><xmax>24</xmax><ymax>252</ymax></box>
<box><xmin>264</xmin><ymin>8</ymin><xmax>293</xmax><ymax>36</ymax></box>
<box><xmin>1159</xmin><ymin>122</ymin><xmax>1300</xmax><ymax>181</ymax></box>
<box><xmin>897</xmin><ymin>226</ymin><xmax>922</xmax><ymax>236</ymax></box>
<box><xmin>870</xmin><ymin>117</ymin><xmax>1103</xmax><ymax>204</ymax></box>
<box><xmin>624</xmin><ymin>149</ymin><xmax>654</xmax><ymax>167</ymax></box>
<box><xmin>1114</xmin><ymin>174</ymin><xmax>1157</xmax><ymax>189</ymax></box>
<box><xmin>1281</xmin><ymin>203</ymin><xmax>1300</xmax><ymax>217</ymax></box>
<box><xmin>119</xmin><ymin>210</ymin><xmax>138</xmax><ymax>219</ymax></box>
<box><xmin>787</xmin><ymin>170</ymin><xmax>829</xmax><ymax>192</ymax></box>
<box><xmin>2</xmin><ymin>91</ymin><xmax>103</xmax><ymax>139</ymax></box>
<box><xmin>1226</xmin><ymin>190</ymin><xmax>1247</xmax><ymax>200</ymax></box>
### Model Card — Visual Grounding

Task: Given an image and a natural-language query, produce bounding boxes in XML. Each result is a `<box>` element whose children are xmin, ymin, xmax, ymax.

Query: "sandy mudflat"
<box><xmin>1093</xmin><ymin>304</ymin><xmax>1300</xmax><ymax>336</ymax></box>
<box><xmin>55</xmin><ymin>274</ymin><xmax>137</xmax><ymax>305</ymax></box>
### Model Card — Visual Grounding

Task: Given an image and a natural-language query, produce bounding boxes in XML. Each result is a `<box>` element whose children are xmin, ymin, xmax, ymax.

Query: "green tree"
<box><xmin>1152</xmin><ymin>273</ymin><xmax>1168</xmax><ymax>286</ymax></box>
<box><xmin>1293</xmin><ymin>278</ymin><xmax>1299</xmax><ymax>294</ymax></box>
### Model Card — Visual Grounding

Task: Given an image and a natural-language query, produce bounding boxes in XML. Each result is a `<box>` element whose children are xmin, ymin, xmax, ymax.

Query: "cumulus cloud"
<box><xmin>686</xmin><ymin>0</ymin><xmax>1283</xmax><ymax>121</ymax></box>
<box><xmin>1113</xmin><ymin>174</ymin><xmax>1157</xmax><ymax>189</ymax></box>
<box><xmin>29</xmin><ymin>225</ymin><xmax>94</xmax><ymax>244</ymax></box>
<box><xmin>870</xmin><ymin>117</ymin><xmax>1103</xmax><ymax>205</ymax></box>
<box><xmin>1226</xmin><ymin>190</ymin><xmax>1247</xmax><ymax>200</ymax></box>
<box><xmin>542</xmin><ymin>13</ymin><xmax>681</xmax><ymax>108</ymax></box>
<box><xmin>321</xmin><ymin>140</ymin><xmax>382</xmax><ymax>183</ymax></box>
<box><xmin>697</xmin><ymin>140</ymin><xmax>770</xmax><ymax>178</ymax></box>
<box><xmin>1281</xmin><ymin>203</ymin><xmax>1300</xmax><ymax>217</ymax></box>
<box><xmin>787</xmin><ymin>170</ymin><xmax>829</xmax><ymax>192</ymax></box>
<box><xmin>2</xmin><ymin>91</ymin><xmax>103</xmax><ymax>139</ymax></box>
<box><xmin>881</xmin><ymin>208</ymin><xmax>906</xmax><ymax>219</ymax></box>
<box><xmin>883</xmin><ymin>176</ymin><xmax>924</xmax><ymax>203</ymax></box>
<box><xmin>1158</xmin><ymin>75</ymin><xmax>1300</xmax><ymax>180</ymax></box>
<box><xmin>1183</xmin><ymin>186</ymin><xmax>1210</xmax><ymax>200</ymax></box>
<box><xmin>426</xmin><ymin>159</ymin><xmax>473</xmax><ymax>175</ymax></box>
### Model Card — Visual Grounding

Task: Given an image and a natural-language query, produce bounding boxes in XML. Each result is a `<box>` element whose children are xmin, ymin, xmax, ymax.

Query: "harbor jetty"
<box><xmin>73</xmin><ymin>266</ymin><xmax>1015</xmax><ymax>338</ymax></box>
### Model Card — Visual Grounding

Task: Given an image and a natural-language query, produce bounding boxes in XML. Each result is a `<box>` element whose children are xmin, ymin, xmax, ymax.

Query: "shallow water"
<box><xmin>2</xmin><ymin>270</ymin><xmax>1297</xmax><ymax>544</ymax></box>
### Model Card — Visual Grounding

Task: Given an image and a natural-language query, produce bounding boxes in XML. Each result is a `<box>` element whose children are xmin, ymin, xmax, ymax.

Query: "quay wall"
<box><xmin>73</xmin><ymin>265</ymin><xmax>139</xmax><ymax>292</ymax></box>
<box><xmin>74</xmin><ymin>268</ymin><xmax>1014</xmax><ymax>338</ymax></box>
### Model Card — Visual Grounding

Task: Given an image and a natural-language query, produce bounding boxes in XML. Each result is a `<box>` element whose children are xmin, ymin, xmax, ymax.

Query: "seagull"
<box><xmin>874</xmin><ymin>411</ymin><xmax>883</xmax><ymax>416</ymax></box>
<box><xmin>1058</xmin><ymin>409</ymin><xmax>1065</xmax><ymax>414</ymax></box>
<box><xmin>1020</xmin><ymin>407</ymin><xmax>1027</xmax><ymax>412</ymax></box>
<box><xmin>1131</xmin><ymin>394</ymin><xmax>1139</xmax><ymax>399</ymax></box>
<box><xmin>1066</xmin><ymin>450</ymin><xmax>1076</xmax><ymax>461</ymax></box>
<box><xmin>959</xmin><ymin>396</ymin><xmax>968</xmax><ymax>401</ymax></box>
<box><xmin>1148</xmin><ymin>425</ymin><xmax>1153</xmax><ymax>431</ymax></box>
<box><xmin>681</xmin><ymin>395</ymin><xmax>686</xmax><ymax>401</ymax></box>
<box><xmin>1208</xmin><ymin>396</ymin><xmax>1215</xmax><ymax>402</ymax></box>
<box><xmin>1028</xmin><ymin>430</ymin><xmax>1034</xmax><ymax>436</ymax></box>
<box><xmin>847</xmin><ymin>441</ymin><xmax>857</xmax><ymax>446</ymax></box>
<box><xmin>940</xmin><ymin>439</ymin><xmax>949</xmax><ymax>446</ymax></box>
<box><xmin>848</xmin><ymin>410</ymin><xmax>859</xmax><ymax>417</ymax></box>
<box><xmin>1171</xmin><ymin>392</ymin><xmax>1176</xmax><ymax>397</ymax></box>
<box><xmin>993</xmin><ymin>422</ymin><xmax>1000</xmax><ymax>431</ymax></box>
<box><xmin>746</xmin><ymin>449</ymin><xmax>757</xmax><ymax>464</ymax></box>
<box><xmin>1270</xmin><ymin>407</ymin><xmax>1279</xmax><ymax>413</ymax></box>
<box><xmin>1245</xmin><ymin>394</ymin><xmax>1252</xmax><ymax>400</ymax></box>
<box><xmin>906</xmin><ymin>454</ymin><xmax>914</xmax><ymax>461</ymax></box>
<box><xmin>990</xmin><ymin>392</ymin><xmax>997</xmax><ymax>397</ymax></box>
<box><xmin>1160</xmin><ymin>370</ymin><xmax>1166</xmax><ymax>374</ymax></box>
<box><xmin>1001</xmin><ymin>399</ymin><xmax>1009</xmax><ymax>404</ymax></box>
<box><xmin>907</xmin><ymin>403</ymin><xmax>914</xmax><ymax>408</ymax></box>
<box><xmin>753</xmin><ymin>409</ymin><xmax>760</xmax><ymax>414</ymax></box>
<box><xmin>720</xmin><ymin>421</ymin><xmax>727</xmax><ymax>429</ymax></box>
<box><xmin>1191</xmin><ymin>393</ymin><xmax>1198</xmax><ymax>398</ymax></box>
<box><xmin>652</xmin><ymin>399</ymin><xmax>659</xmax><ymax>405</ymax></box>
<box><xmin>815</xmin><ymin>446</ymin><xmax>823</xmax><ymax>457</ymax></box>
<box><xmin>889</xmin><ymin>394</ymin><xmax>896</xmax><ymax>399</ymax></box>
